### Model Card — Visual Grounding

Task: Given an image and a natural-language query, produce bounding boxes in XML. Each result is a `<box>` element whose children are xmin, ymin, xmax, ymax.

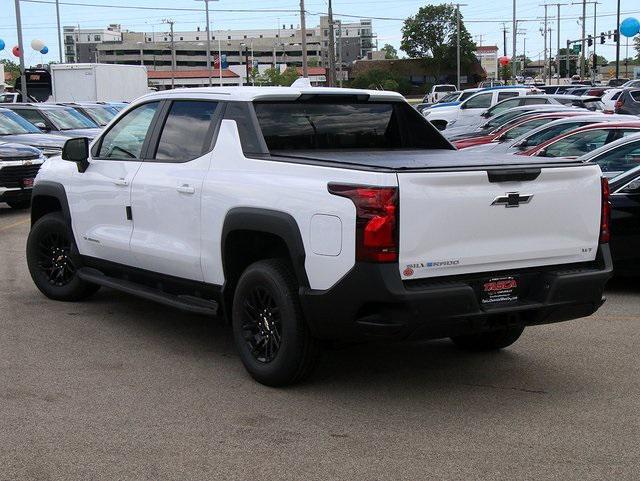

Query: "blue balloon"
<box><xmin>620</xmin><ymin>17</ymin><xmax>640</xmax><ymax>38</ymax></box>
<box><xmin>40</xmin><ymin>46</ymin><xmax>49</xmax><ymax>54</ymax></box>
<box><xmin>0</xmin><ymin>39</ymin><xmax>5</xmax><ymax>51</ymax></box>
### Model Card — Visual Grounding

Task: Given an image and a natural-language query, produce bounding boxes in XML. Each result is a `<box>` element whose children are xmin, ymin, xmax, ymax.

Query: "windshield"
<box><xmin>501</xmin><ymin>118</ymin><xmax>552</xmax><ymax>141</ymax></box>
<box><xmin>437</xmin><ymin>92</ymin><xmax>459</xmax><ymax>103</ymax></box>
<box><xmin>254</xmin><ymin>101</ymin><xmax>450</xmax><ymax>152</ymax></box>
<box><xmin>79</xmin><ymin>106</ymin><xmax>117</xmax><ymax>126</ymax></box>
<box><xmin>485</xmin><ymin>110</ymin><xmax>530</xmax><ymax>130</ymax></box>
<box><xmin>459</xmin><ymin>91</ymin><xmax>477</xmax><ymax>101</ymax></box>
<box><xmin>592</xmin><ymin>140</ymin><xmax>640</xmax><ymax>173</ymax></box>
<box><xmin>0</xmin><ymin>110</ymin><xmax>42</xmax><ymax>135</ymax></box>
<box><xmin>516</xmin><ymin>121</ymin><xmax>594</xmax><ymax>149</ymax></box>
<box><xmin>43</xmin><ymin>108</ymin><xmax>98</xmax><ymax>130</ymax></box>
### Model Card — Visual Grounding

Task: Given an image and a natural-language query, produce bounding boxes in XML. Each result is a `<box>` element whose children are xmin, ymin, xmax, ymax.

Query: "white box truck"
<box><xmin>50</xmin><ymin>63</ymin><xmax>148</xmax><ymax>103</ymax></box>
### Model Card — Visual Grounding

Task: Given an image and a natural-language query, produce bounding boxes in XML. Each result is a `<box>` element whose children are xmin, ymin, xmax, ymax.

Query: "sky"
<box><xmin>1</xmin><ymin>0</ymin><xmax>637</xmax><ymax>68</ymax></box>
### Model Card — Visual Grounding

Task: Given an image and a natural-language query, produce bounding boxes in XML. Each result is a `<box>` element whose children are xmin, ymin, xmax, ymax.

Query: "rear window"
<box><xmin>435</xmin><ymin>85</ymin><xmax>456</xmax><ymax>92</ymax></box>
<box><xmin>253</xmin><ymin>101</ymin><xmax>449</xmax><ymax>151</ymax></box>
<box><xmin>631</xmin><ymin>91</ymin><xmax>640</xmax><ymax>102</ymax></box>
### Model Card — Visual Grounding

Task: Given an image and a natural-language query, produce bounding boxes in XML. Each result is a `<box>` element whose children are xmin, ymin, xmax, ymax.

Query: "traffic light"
<box><xmin>587</xmin><ymin>35</ymin><xmax>593</xmax><ymax>47</ymax></box>
<box><xmin>613</xmin><ymin>29</ymin><xmax>619</xmax><ymax>42</ymax></box>
<box><xmin>600</xmin><ymin>32</ymin><xmax>605</xmax><ymax>44</ymax></box>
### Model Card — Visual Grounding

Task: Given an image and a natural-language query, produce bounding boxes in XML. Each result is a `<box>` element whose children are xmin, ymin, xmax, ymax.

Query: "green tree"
<box><xmin>1</xmin><ymin>59</ymin><xmax>21</xmax><ymax>86</ymax></box>
<box><xmin>256</xmin><ymin>66</ymin><xmax>301</xmax><ymax>86</ymax></box>
<box><xmin>381</xmin><ymin>44</ymin><xmax>398</xmax><ymax>59</ymax></box>
<box><xmin>400</xmin><ymin>4</ymin><xmax>476</xmax><ymax>78</ymax></box>
<box><xmin>349</xmin><ymin>68</ymin><xmax>411</xmax><ymax>94</ymax></box>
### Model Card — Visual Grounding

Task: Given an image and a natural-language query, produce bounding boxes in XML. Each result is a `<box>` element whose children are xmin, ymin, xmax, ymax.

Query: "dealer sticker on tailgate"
<box><xmin>481</xmin><ymin>276</ymin><xmax>519</xmax><ymax>305</ymax></box>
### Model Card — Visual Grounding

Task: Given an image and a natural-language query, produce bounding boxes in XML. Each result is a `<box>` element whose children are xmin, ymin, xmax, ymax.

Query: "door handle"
<box><xmin>113</xmin><ymin>178</ymin><xmax>129</xmax><ymax>186</ymax></box>
<box><xmin>176</xmin><ymin>184</ymin><xmax>195</xmax><ymax>194</ymax></box>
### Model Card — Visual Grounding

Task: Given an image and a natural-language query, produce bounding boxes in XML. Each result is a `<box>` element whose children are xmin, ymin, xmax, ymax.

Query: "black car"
<box><xmin>614</xmin><ymin>89</ymin><xmax>640</xmax><ymax>116</ymax></box>
<box><xmin>0</xmin><ymin>142</ymin><xmax>44</xmax><ymax>209</ymax></box>
<box><xmin>608</xmin><ymin>164</ymin><xmax>640</xmax><ymax>274</ymax></box>
<box><xmin>0</xmin><ymin>107</ymin><xmax>66</xmax><ymax>157</ymax></box>
<box><xmin>0</xmin><ymin>103</ymin><xmax>101</xmax><ymax>138</ymax></box>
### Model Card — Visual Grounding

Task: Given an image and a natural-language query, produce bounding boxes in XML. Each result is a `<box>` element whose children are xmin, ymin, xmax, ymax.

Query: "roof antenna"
<box><xmin>291</xmin><ymin>77</ymin><xmax>312</xmax><ymax>88</ymax></box>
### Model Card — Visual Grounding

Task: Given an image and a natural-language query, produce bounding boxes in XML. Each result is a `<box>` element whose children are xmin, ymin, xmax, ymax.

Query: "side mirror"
<box><xmin>481</xmin><ymin>111</ymin><xmax>490</xmax><ymax>118</ymax></box>
<box><xmin>34</xmin><ymin>121</ymin><xmax>48</xmax><ymax>131</ymax></box>
<box><xmin>62</xmin><ymin>137</ymin><xmax>90</xmax><ymax>173</ymax></box>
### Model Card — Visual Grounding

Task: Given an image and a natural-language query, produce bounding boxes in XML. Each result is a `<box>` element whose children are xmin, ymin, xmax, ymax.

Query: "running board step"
<box><xmin>77</xmin><ymin>267</ymin><xmax>219</xmax><ymax>316</ymax></box>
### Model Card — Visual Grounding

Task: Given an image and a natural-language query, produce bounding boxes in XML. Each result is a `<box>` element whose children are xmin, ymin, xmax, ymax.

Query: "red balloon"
<box><xmin>499</xmin><ymin>56</ymin><xmax>511</xmax><ymax>66</ymax></box>
<box><xmin>12</xmin><ymin>45</ymin><xmax>21</xmax><ymax>57</ymax></box>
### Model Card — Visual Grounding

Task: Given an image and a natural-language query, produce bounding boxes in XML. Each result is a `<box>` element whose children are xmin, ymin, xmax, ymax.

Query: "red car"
<box><xmin>454</xmin><ymin>111</ymin><xmax>594</xmax><ymax>150</ymax></box>
<box><xmin>517</xmin><ymin>121</ymin><xmax>640</xmax><ymax>158</ymax></box>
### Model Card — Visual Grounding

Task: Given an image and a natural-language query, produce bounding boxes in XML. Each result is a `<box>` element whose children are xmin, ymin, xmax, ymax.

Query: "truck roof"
<box><xmin>136</xmin><ymin>86</ymin><xmax>405</xmax><ymax>103</ymax></box>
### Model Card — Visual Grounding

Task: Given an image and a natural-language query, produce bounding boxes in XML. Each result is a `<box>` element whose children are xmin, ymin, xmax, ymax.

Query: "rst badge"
<box><xmin>491</xmin><ymin>192</ymin><xmax>533</xmax><ymax>208</ymax></box>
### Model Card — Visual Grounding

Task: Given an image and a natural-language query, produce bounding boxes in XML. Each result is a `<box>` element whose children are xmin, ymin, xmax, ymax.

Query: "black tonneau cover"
<box><xmin>269</xmin><ymin>149</ymin><xmax>584</xmax><ymax>172</ymax></box>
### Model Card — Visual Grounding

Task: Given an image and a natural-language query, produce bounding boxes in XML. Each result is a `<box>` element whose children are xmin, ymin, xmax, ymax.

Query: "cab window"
<box><xmin>497</xmin><ymin>91</ymin><xmax>519</xmax><ymax>102</ymax></box>
<box><xmin>96</xmin><ymin>102</ymin><xmax>160</xmax><ymax>160</ymax></box>
<box><xmin>153</xmin><ymin>100</ymin><xmax>218</xmax><ymax>161</ymax></box>
<box><xmin>463</xmin><ymin>93</ymin><xmax>492</xmax><ymax>109</ymax></box>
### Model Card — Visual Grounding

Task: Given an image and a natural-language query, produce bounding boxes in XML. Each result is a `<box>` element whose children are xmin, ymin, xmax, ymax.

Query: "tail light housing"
<box><xmin>614</xmin><ymin>98</ymin><xmax>624</xmax><ymax>112</ymax></box>
<box><xmin>600</xmin><ymin>177</ymin><xmax>611</xmax><ymax>244</ymax></box>
<box><xmin>328</xmin><ymin>183</ymin><xmax>398</xmax><ymax>262</ymax></box>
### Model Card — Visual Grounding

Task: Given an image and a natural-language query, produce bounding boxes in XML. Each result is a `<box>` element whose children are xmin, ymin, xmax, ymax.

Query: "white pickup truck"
<box><xmin>27</xmin><ymin>86</ymin><xmax>612</xmax><ymax>386</ymax></box>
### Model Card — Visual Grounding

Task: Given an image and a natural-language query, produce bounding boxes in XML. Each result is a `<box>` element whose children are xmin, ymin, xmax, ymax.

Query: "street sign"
<box><xmin>572</xmin><ymin>44</ymin><xmax>581</xmax><ymax>54</ymax></box>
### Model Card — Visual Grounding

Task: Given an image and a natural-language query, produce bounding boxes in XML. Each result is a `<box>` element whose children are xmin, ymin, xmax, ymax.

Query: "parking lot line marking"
<box><xmin>0</xmin><ymin>218</ymin><xmax>30</xmax><ymax>232</ymax></box>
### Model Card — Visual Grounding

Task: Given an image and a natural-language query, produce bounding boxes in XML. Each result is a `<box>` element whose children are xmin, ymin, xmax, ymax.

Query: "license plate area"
<box><xmin>480</xmin><ymin>275</ymin><xmax>519</xmax><ymax>305</ymax></box>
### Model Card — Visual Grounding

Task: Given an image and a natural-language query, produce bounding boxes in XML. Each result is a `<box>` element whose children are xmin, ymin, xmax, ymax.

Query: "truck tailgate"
<box><xmin>397</xmin><ymin>165</ymin><xmax>602</xmax><ymax>280</ymax></box>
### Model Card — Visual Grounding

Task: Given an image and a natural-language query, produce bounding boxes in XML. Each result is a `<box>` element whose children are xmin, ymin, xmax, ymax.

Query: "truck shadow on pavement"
<box><xmin>69</xmin><ymin>286</ymin><xmax>589</xmax><ymax>396</ymax></box>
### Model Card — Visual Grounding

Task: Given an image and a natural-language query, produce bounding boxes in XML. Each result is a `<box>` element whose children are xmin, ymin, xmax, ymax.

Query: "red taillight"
<box><xmin>614</xmin><ymin>99</ymin><xmax>624</xmax><ymax>111</ymax></box>
<box><xmin>328</xmin><ymin>183</ymin><xmax>398</xmax><ymax>262</ymax></box>
<box><xmin>600</xmin><ymin>177</ymin><xmax>611</xmax><ymax>244</ymax></box>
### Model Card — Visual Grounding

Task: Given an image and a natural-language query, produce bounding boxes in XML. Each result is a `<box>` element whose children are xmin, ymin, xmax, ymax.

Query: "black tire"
<box><xmin>26</xmin><ymin>212</ymin><xmax>100</xmax><ymax>301</ymax></box>
<box><xmin>450</xmin><ymin>325</ymin><xmax>525</xmax><ymax>351</ymax></box>
<box><xmin>7</xmin><ymin>198</ymin><xmax>31</xmax><ymax>209</ymax></box>
<box><xmin>231</xmin><ymin>259</ymin><xmax>320</xmax><ymax>387</ymax></box>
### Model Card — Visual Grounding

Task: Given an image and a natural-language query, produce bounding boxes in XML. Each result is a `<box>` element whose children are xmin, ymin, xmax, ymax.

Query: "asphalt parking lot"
<box><xmin>1</xmin><ymin>205</ymin><xmax>639</xmax><ymax>481</ymax></box>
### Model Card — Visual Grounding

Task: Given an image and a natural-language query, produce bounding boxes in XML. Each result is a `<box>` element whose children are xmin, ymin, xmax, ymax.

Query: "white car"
<box><xmin>26</xmin><ymin>85</ymin><xmax>612</xmax><ymax>386</ymax></box>
<box><xmin>426</xmin><ymin>84</ymin><xmax>457</xmax><ymax>103</ymax></box>
<box><xmin>423</xmin><ymin>87</ymin><xmax>540</xmax><ymax>130</ymax></box>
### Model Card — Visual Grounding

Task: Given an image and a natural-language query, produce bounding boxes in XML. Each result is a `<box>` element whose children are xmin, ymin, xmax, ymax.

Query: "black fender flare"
<box><xmin>30</xmin><ymin>181</ymin><xmax>72</xmax><ymax>228</ymax></box>
<box><xmin>221</xmin><ymin>207</ymin><xmax>309</xmax><ymax>288</ymax></box>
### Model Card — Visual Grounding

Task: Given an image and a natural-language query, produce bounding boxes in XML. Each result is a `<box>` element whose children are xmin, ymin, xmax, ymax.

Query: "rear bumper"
<box><xmin>299</xmin><ymin>245</ymin><xmax>613</xmax><ymax>341</ymax></box>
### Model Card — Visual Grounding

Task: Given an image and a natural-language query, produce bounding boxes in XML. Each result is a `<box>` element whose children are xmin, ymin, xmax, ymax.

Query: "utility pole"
<box><xmin>300</xmin><ymin>0</ymin><xmax>308</xmax><ymax>77</ymax></box>
<box><xmin>591</xmin><ymin>2</ymin><xmax>598</xmax><ymax>81</ymax></box>
<box><xmin>541</xmin><ymin>4</ymin><xmax>548</xmax><ymax>83</ymax></box>
<box><xmin>615</xmin><ymin>0</ymin><xmax>620</xmax><ymax>79</ymax></box>
<box><xmin>456</xmin><ymin>4</ymin><xmax>461</xmax><ymax>90</ymax></box>
<box><xmin>327</xmin><ymin>0</ymin><xmax>336</xmax><ymax>87</ymax></box>
<box><xmin>55</xmin><ymin>0</ymin><xmax>63</xmax><ymax>63</ymax></box>
<box><xmin>195</xmin><ymin>0</ymin><xmax>218</xmax><ymax>87</ymax></box>
<box><xmin>556</xmin><ymin>4</ymin><xmax>564</xmax><ymax>84</ymax></box>
<box><xmin>163</xmin><ymin>19</ymin><xmax>176</xmax><ymax>89</ymax></box>
<box><xmin>512</xmin><ymin>0</ymin><xmax>517</xmax><ymax>82</ymax></box>
<box><xmin>566</xmin><ymin>39</ymin><xmax>571</xmax><ymax>78</ymax></box>
<box><xmin>14</xmin><ymin>0</ymin><xmax>28</xmax><ymax>100</ymax></box>
<box><xmin>580</xmin><ymin>0</ymin><xmax>586</xmax><ymax>78</ymax></box>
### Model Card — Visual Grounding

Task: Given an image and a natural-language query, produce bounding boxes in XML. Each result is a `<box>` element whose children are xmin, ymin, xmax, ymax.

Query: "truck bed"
<box><xmin>269</xmin><ymin>149</ymin><xmax>584</xmax><ymax>171</ymax></box>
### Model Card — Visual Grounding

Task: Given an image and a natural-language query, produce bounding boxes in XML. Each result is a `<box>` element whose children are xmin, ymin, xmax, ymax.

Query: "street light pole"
<box><xmin>55</xmin><ymin>0</ymin><xmax>63</xmax><ymax>63</ymax></box>
<box><xmin>456</xmin><ymin>4</ymin><xmax>461</xmax><ymax>90</ymax></box>
<box><xmin>162</xmin><ymin>19</ymin><xmax>176</xmax><ymax>89</ymax></box>
<box><xmin>14</xmin><ymin>0</ymin><xmax>28</xmax><ymax>101</ymax></box>
<box><xmin>615</xmin><ymin>0</ymin><xmax>620</xmax><ymax>79</ymax></box>
<box><xmin>512</xmin><ymin>0</ymin><xmax>517</xmax><ymax>82</ymax></box>
<box><xmin>300</xmin><ymin>0</ymin><xmax>308</xmax><ymax>77</ymax></box>
<box><xmin>196</xmin><ymin>0</ymin><xmax>218</xmax><ymax>86</ymax></box>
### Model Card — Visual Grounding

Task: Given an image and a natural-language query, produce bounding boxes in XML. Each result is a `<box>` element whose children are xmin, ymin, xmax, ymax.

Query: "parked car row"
<box><xmin>0</xmin><ymin>100</ymin><xmax>125</xmax><ymax>209</ymax></box>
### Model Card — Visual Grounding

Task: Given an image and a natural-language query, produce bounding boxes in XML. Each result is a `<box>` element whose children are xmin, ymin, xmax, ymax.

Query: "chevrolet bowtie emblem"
<box><xmin>491</xmin><ymin>192</ymin><xmax>533</xmax><ymax>208</ymax></box>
